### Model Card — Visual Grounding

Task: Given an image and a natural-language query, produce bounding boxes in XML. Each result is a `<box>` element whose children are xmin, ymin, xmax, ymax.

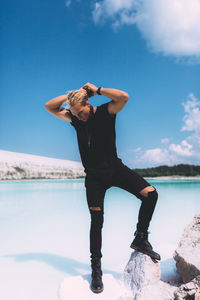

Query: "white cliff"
<box><xmin>173</xmin><ymin>213</ymin><xmax>200</xmax><ymax>283</ymax></box>
<box><xmin>0</xmin><ymin>149</ymin><xmax>85</xmax><ymax>180</ymax></box>
<box><xmin>123</xmin><ymin>251</ymin><xmax>176</xmax><ymax>300</ymax></box>
<box><xmin>174</xmin><ymin>276</ymin><xmax>200</xmax><ymax>299</ymax></box>
<box><xmin>122</xmin><ymin>213</ymin><xmax>200</xmax><ymax>300</ymax></box>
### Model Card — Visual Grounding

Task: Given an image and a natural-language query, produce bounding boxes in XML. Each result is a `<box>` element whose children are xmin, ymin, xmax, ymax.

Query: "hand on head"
<box><xmin>81</xmin><ymin>82</ymin><xmax>98</xmax><ymax>98</ymax></box>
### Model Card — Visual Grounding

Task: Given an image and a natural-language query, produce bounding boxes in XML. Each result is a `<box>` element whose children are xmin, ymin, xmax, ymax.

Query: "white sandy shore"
<box><xmin>1</xmin><ymin>177</ymin><xmax>200</xmax><ymax>182</ymax></box>
<box><xmin>146</xmin><ymin>176</ymin><xmax>200</xmax><ymax>180</ymax></box>
<box><xmin>0</xmin><ymin>178</ymin><xmax>84</xmax><ymax>182</ymax></box>
<box><xmin>0</xmin><ymin>149</ymin><xmax>85</xmax><ymax>180</ymax></box>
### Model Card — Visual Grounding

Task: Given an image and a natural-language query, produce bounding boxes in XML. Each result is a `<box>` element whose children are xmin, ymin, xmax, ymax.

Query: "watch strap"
<box><xmin>96</xmin><ymin>87</ymin><xmax>102</xmax><ymax>95</ymax></box>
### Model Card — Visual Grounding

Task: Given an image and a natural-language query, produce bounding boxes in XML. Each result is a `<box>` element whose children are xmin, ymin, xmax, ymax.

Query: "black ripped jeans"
<box><xmin>84</xmin><ymin>161</ymin><xmax>158</xmax><ymax>260</ymax></box>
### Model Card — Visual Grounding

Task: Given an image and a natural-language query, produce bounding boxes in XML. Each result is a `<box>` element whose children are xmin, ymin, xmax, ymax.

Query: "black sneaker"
<box><xmin>90</xmin><ymin>258</ymin><xmax>104</xmax><ymax>293</ymax></box>
<box><xmin>130</xmin><ymin>231</ymin><xmax>161</xmax><ymax>261</ymax></box>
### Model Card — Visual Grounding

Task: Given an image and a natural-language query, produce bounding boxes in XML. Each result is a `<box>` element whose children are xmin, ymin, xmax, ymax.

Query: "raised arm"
<box><xmin>100</xmin><ymin>87</ymin><xmax>129</xmax><ymax>114</ymax></box>
<box><xmin>45</xmin><ymin>94</ymin><xmax>72</xmax><ymax>122</ymax></box>
<box><xmin>81</xmin><ymin>83</ymin><xmax>129</xmax><ymax>114</ymax></box>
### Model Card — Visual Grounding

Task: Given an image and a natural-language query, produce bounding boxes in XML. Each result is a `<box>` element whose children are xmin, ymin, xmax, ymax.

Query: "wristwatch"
<box><xmin>96</xmin><ymin>87</ymin><xmax>102</xmax><ymax>95</ymax></box>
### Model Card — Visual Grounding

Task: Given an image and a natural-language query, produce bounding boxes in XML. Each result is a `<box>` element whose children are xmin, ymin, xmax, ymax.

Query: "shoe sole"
<box><xmin>90</xmin><ymin>285</ymin><xmax>104</xmax><ymax>294</ymax></box>
<box><xmin>130</xmin><ymin>244</ymin><xmax>161</xmax><ymax>261</ymax></box>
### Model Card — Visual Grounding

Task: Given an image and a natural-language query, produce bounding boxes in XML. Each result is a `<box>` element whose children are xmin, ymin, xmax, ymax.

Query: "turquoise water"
<box><xmin>0</xmin><ymin>179</ymin><xmax>200</xmax><ymax>300</ymax></box>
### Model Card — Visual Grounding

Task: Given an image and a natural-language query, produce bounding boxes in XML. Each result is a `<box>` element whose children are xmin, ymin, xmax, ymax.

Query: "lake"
<box><xmin>0</xmin><ymin>179</ymin><xmax>199</xmax><ymax>300</ymax></box>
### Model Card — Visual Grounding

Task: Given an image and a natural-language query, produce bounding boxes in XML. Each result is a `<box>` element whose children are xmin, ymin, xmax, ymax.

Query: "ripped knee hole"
<box><xmin>90</xmin><ymin>206</ymin><xmax>101</xmax><ymax>211</ymax></box>
<box><xmin>139</xmin><ymin>188</ymin><xmax>157</xmax><ymax>198</ymax></box>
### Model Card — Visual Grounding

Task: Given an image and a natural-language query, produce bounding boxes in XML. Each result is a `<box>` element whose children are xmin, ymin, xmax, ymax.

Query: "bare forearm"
<box><xmin>45</xmin><ymin>95</ymin><xmax>67</xmax><ymax>111</ymax></box>
<box><xmin>100</xmin><ymin>88</ymin><xmax>129</xmax><ymax>102</ymax></box>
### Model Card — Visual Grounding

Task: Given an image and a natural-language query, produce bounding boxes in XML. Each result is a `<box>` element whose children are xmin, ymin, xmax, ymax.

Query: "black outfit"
<box><xmin>68</xmin><ymin>102</ymin><xmax>157</xmax><ymax>260</ymax></box>
<box><xmin>68</xmin><ymin>102</ymin><xmax>121</xmax><ymax>171</ymax></box>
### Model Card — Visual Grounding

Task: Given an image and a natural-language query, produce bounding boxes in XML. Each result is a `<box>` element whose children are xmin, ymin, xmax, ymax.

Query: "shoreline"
<box><xmin>0</xmin><ymin>178</ymin><xmax>85</xmax><ymax>183</ymax></box>
<box><xmin>145</xmin><ymin>176</ymin><xmax>200</xmax><ymax>180</ymax></box>
<box><xmin>1</xmin><ymin>176</ymin><xmax>200</xmax><ymax>182</ymax></box>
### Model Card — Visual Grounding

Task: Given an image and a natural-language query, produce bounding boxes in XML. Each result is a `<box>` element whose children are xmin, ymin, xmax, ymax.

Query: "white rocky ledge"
<box><xmin>0</xmin><ymin>150</ymin><xmax>85</xmax><ymax>180</ymax></box>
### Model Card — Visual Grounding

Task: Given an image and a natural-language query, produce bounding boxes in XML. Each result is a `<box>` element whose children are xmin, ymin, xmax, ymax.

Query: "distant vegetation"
<box><xmin>13</xmin><ymin>166</ymin><xmax>25</xmax><ymax>173</ymax></box>
<box><xmin>134</xmin><ymin>164</ymin><xmax>200</xmax><ymax>177</ymax></box>
<box><xmin>1</xmin><ymin>164</ymin><xmax>200</xmax><ymax>180</ymax></box>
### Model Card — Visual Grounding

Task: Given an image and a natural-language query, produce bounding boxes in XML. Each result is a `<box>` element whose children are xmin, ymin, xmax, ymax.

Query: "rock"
<box><xmin>134</xmin><ymin>281</ymin><xmax>175</xmax><ymax>300</ymax></box>
<box><xmin>122</xmin><ymin>214</ymin><xmax>200</xmax><ymax>299</ymax></box>
<box><xmin>123</xmin><ymin>251</ymin><xmax>160</xmax><ymax>291</ymax></box>
<box><xmin>195</xmin><ymin>291</ymin><xmax>200</xmax><ymax>300</ymax></box>
<box><xmin>173</xmin><ymin>214</ymin><xmax>200</xmax><ymax>283</ymax></box>
<box><xmin>123</xmin><ymin>251</ymin><xmax>176</xmax><ymax>300</ymax></box>
<box><xmin>174</xmin><ymin>275</ymin><xmax>200</xmax><ymax>299</ymax></box>
<box><xmin>188</xmin><ymin>289</ymin><xmax>196</xmax><ymax>296</ymax></box>
<box><xmin>185</xmin><ymin>282</ymin><xmax>196</xmax><ymax>289</ymax></box>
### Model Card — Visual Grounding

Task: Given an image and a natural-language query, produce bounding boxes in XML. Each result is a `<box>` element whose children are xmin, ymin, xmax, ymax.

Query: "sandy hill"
<box><xmin>0</xmin><ymin>150</ymin><xmax>85</xmax><ymax>180</ymax></box>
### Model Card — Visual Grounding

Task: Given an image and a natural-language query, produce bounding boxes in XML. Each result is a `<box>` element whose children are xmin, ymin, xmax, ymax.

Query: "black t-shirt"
<box><xmin>67</xmin><ymin>102</ymin><xmax>122</xmax><ymax>173</ymax></box>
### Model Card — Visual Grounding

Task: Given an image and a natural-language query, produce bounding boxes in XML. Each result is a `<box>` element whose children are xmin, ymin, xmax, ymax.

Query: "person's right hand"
<box><xmin>81</xmin><ymin>82</ymin><xmax>97</xmax><ymax>98</ymax></box>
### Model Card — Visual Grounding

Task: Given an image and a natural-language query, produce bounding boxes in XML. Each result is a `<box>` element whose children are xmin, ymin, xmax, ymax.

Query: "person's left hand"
<box><xmin>81</xmin><ymin>82</ymin><xmax>98</xmax><ymax>97</ymax></box>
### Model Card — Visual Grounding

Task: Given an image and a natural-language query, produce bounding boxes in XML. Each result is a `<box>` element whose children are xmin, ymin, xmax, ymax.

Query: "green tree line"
<box><xmin>133</xmin><ymin>164</ymin><xmax>200</xmax><ymax>177</ymax></box>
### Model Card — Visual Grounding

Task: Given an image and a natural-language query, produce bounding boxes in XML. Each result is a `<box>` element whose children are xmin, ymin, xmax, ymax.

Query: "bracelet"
<box><xmin>96</xmin><ymin>87</ymin><xmax>102</xmax><ymax>95</ymax></box>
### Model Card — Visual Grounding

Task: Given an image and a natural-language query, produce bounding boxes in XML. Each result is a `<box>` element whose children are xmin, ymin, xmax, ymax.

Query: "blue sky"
<box><xmin>1</xmin><ymin>0</ymin><xmax>200</xmax><ymax>168</ymax></box>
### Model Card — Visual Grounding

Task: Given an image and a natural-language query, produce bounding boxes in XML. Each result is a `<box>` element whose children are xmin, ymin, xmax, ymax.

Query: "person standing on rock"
<box><xmin>45</xmin><ymin>82</ymin><xmax>161</xmax><ymax>294</ymax></box>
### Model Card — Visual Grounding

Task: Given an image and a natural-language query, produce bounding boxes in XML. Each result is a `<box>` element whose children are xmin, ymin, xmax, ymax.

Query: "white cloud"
<box><xmin>186</xmin><ymin>134</ymin><xmax>200</xmax><ymax>161</ymax></box>
<box><xmin>126</xmin><ymin>93</ymin><xmax>200</xmax><ymax>167</ymax></box>
<box><xmin>181</xmin><ymin>93</ymin><xmax>200</xmax><ymax>132</ymax></box>
<box><xmin>161</xmin><ymin>138</ymin><xmax>169</xmax><ymax>144</ymax></box>
<box><xmin>65</xmin><ymin>0</ymin><xmax>72</xmax><ymax>7</ymax></box>
<box><xmin>169</xmin><ymin>140</ymin><xmax>193</xmax><ymax>157</ymax></box>
<box><xmin>92</xmin><ymin>0</ymin><xmax>140</xmax><ymax>27</ymax></box>
<box><xmin>92</xmin><ymin>0</ymin><xmax>200</xmax><ymax>58</ymax></box>
<box><xmin>131</xmin><ymin>147</ymin><xmax>142</xmax><ymax>152</ymax></box>
<box><xmin>141</xmin><ymin>148</ymin><xmax>172</xmax><ymax>165</ymax></box>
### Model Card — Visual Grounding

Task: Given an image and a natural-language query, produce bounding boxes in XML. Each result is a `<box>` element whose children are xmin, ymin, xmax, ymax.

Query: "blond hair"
<box><xmin>65</xmin><ymin>89</ymin><xmax>88</xmax><ymax>109</ymax></box>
